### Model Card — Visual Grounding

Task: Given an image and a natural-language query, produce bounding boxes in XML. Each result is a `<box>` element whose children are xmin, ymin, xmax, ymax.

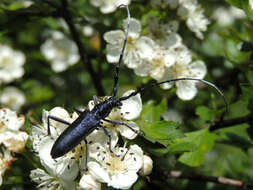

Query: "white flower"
<box><xmin>134</xmin><ymin>47</ymin><xmax>177</xmax><ymax>80</ymax></box>
<box><xmin>41</xmin><ymin>31</ymin><xmax>80</xmax><ymax>72</ymax></box>
<box><xmin>0</xmin><ymin>87</ymin><xmax>26</xmax><ymax>111</ymax></box>
<box><xmin>147</xmin><ymin>15</ymin><xmax>180</xmax><ymax>48</ymax></box>
<box><xmin>139</xmin><ymin>155</ymin><xmax>153</xmax><ymax>176</ymax></box>
<box><xmin>88</xmin><ymin>143</ymin><xmax>143</xmax><ymax>189</ymax></box>
<box><xmin>90</xmin><ymin>0</ymin><xmax>131</xmax><ymax>14</ymax></box>
<box><xmin>104</xmin><ymin>18</ymin><xmax>156</xmax><ymax>69</ymax></box>
<box><xmin>212</xmin><ymin>6</ymin><xmax>246</xmax><ymax>26</ymax></box>
<box><xmin>177</xmin><ymin>0</ymin><xmax>209</xmax><ymax>39</ymax></box>
<box><xmin>0</xmin><ymin>148</ymin><xmax>15</xmax><ymax>186</ymax></box>
<box><xmin>30</xmin><ymin>107</ymin><xmax>79</xmax><ymax>190</ymax></box>
<box><xmin>159</xmin><ymin>45</ymin><xmax>207</xmax><ymax>100</ymax></box>
<box><xmin>79</xmin><ymin>173</ymin><xmax>101</xmax><ymax>190</ymax></box>
<box><xmin>0</xmin><ymin>108</ymin><xmax>28</xmax><ymax>153</ymax></box>
<box><xmin>0</xmin><ymin>45</ymin><xmax>25</xmax><ymax>84</ymax></box>
<box><xmin>250</xmin><ymin>0</ymin><xmax>253</xmax><ymax>9</ymax></box>
<box><xmin>30</xmin><ymin>168</ymin><xmax>76</xmax><ymax>190</ymax></box>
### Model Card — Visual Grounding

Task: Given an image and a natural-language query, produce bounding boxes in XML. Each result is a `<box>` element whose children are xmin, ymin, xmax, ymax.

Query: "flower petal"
<box><xmin>117</xmin><ymin>121</ymin><xmax>139</xmax><ymax>140</ymax></box>
<box><xmin>104</xmin><ymin>30</ymin><xmax>125</xmax><ymax>45</ymax></box>
<box><xmin>109</xmin><ymin>172</ymin><xmax>138</xmax><ymax>190</ymax></box>
<box><xmin>189</xmin><ymin>60</ymin><xmax>206</xmax><ymax>79</ymax></box>
<box><xmin>123</xmin><ymin>18</ymin><xmax>141</xmax><ymax>39</ymax></box>
<box><xmin>121</xmin><ymin>90</ymin><xmax>142</xmax><ymax>120</ymax></box>
<box><xmin>88</xmin><ymin>161</ymin><xmax>110</xmax><ymax>183</ymax></box>
<box><xmin>176</xmin><ymin>80</ymin><xmax>197</xmax><ymax>100</ymax></box>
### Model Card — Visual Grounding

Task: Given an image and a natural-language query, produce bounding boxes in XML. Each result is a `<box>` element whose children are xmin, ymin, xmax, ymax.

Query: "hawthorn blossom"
<box><xmin>0</xmin><ymin>148</ymin><xmax>15</xmax><ymax>186</ymax></box>
<box><xmin>0</xmin><ymin>87</ymin><xmax>26</xmax><ymax>111</ymax></box>
<box><xmin>88</xmin><ymin>143</ymin><xmax>144</xmax><ymax>189</ymax></box>
<box><xmin>30</xmin><ymin>107</ymin><xmax>79</xmax><ymax>190</ymax></box>
<box><xmin>104</xmin><ymin>18</ymin><xmax>155</xmax><ymax>69</ymax></box>
<box><xmin>177</xmin><ymin>0</ymin><xmax>209</xmax><ymax>39</ymax></box>
<box><xmin>0</xmin><ymin>45</ymin><xmax>25</xmax><ymax>84</ymax></box>
<box><xmin>0</xmin><ymin>108</ymin><xmax>28</xmax><ymax>153</ymax></box>
<box><xmin>212</xmin><ymin>6</ymin><xmax>246</xmax><ymax>26</ymax></box>
<box><xmin>41</xmin><ymin>31</ymin><xmax>80</xmax><ymax>72</ymax></box>
<box><xmin>90</xmin><ymin>0</ymin><xmax>131</xmax><ymax>14</ymax></box>
<box><xmin>159</xmin><ymin>45</ymin><xmax>207</xmax><ymax>100</ymax></box>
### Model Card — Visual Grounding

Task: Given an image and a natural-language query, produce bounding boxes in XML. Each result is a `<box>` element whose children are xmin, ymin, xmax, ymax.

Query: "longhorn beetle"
<box><xmin>47</xmin><ymin>5</ymin><xmax>228</xmax><ymax>169</ymax></box>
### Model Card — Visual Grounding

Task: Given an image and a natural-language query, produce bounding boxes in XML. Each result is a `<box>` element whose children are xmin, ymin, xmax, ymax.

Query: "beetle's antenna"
<box><xmin>119</xmin><ymin>78</ymin><xmax>228</xmax><ymax>114</ymax></box>
<box><xmin>112</xmin><ymin>5</ymin><xmax>130</xmax><ymax>97</ymax></box>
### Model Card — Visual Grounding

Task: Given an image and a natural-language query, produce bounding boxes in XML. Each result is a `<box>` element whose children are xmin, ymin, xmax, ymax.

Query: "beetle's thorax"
<box><xmin>92</xmin><ymin>97</ymin><xmax>122</xmax><ymax>119</ymax></box>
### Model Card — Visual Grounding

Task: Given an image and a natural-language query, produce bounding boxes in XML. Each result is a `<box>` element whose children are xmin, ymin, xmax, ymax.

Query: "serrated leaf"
<box><xmin>139</xmin><ymin>120</ymin><xmax>183</xmax><ymax>146</ymax></box>
<box><xmin>167</xmin><ymin>141</ymin><xmax>197</xmax><ymax>154</ymax></box>
<box><xmin>195</xmin><ymin>106</ymin><xmax>216</xmax><ymax>121</ymax></box>
<box><xmin>178</xmin><ymin>128</ymin><xmax>217</xmax><ymax>167</ymax></box>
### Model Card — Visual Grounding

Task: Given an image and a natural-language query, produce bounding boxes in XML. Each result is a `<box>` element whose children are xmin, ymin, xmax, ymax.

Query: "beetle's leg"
<box><xmin>47</xmin><ymin>115</ymin><xmax>71</xmax><ymax>136</ymax></box>
<box><xmin>98</xmin><ymin>124</ymin><xmax>113</xmax><ymax>153</ymax></box>
<box><xmin>84</xmin><ymin>139</ymin><xmax>88</xmax><ymax>171</ymax></box>
<box><xmin>93</xmin><ymin>95</ymin><xmax>98</xmax><ymax>105</ymax></box>
<box><xmin>103</xmin><ymin>119</ymin><xmax>144</xmax><ymax>136</ymax></box>
<box><xmin>73</xmin><ymin>108</ymin><xmax>83</xmax><ymax>115</ymax></box>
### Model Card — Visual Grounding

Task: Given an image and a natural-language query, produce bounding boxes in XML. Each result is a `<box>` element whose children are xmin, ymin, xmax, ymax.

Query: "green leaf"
<box><xmin>139</xmin><ymin>120</ymin><xmax>184</xmax><ymax>146</ymax></box>
<box><xmin>178</xmin><ymin>128</ymin><xmax>218</xmax><ymax>167</ymax></box>
<box><xmin>195</xmin><ymin>106</ymin><xmax>216</xmax><ymax>121</ymax></box>
<box><xmin>140</xmin><ymin>99</ymin><xmax>167</xmax><ymax>123</ymax></box>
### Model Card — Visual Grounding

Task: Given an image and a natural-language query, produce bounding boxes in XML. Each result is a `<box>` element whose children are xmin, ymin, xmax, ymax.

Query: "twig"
<box><xmin>60</xmin><ymin>0</ymin><xmax>105</xmax><ymax>96</ymax></box>
<box><xmin>166</xmin><ymin>170</ymin><xmax>253</xmax><ymax>189</ymax></box>
<box><xmin>210</xmin><ymin>114</ymin><xmax>252</xmax><ymax>131</ymax></box>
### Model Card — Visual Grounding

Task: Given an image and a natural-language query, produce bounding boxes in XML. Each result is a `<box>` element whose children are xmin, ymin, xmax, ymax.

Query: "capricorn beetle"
<box><xmin>47</xmin><ymin>5</ymin><xmax>228</xmax><ymax>169</ymax></box>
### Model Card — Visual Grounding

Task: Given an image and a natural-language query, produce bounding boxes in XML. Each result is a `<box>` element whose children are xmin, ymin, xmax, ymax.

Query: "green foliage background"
<box><xmin>0</xmin><ymin>0</ymin><xmax>253</xmax><ymax>189</ymax></box>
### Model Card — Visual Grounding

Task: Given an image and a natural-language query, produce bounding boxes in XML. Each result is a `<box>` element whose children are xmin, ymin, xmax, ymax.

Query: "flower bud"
<box><xmin>139</xmin><ymin>155</ymin><xmax>153</xmax><ymax>176</ymax></box>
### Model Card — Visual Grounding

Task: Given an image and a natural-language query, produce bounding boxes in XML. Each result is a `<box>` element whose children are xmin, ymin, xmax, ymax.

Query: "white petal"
<box><xmin>139</xmin><ymin>155</ymin><xmax>153</xmax><ymax>176</ymax></box>
<box><xmin>104</xmin><ymin>30</ymin><xmax>125</xmax><ymax>45</ymax></box>
<box><xmin>88</xmin><ymin>161</ymin><xmax>110</xmax><ymax>183</ymax></box>
<box><xmin>79</xmin><ymin>173</ymin><xmax>101</xmax><ymax>190</ymax></box>
<box><xmin>117</xmin><ymin>121</ymin><xmax>139</xmax><ymax>139</ymax></box>
<box><xmin>176</xmin><ymin>80</ymin><xmax>197</xmax><ymax>100</ymax></box>
<box><xmin>189</xmin><ymin>60</ymin><xmax>206</xmax><ymax>79</ymax></box>
<box><xmin>123</xmin><ymin>18</ymin><xmax>141</xmax><ymax>39</ymax></box>
<box><xmin>124</xmin><ymin>49</ymin><xmax>142</xmax><ymax>68</ymax></box>
<box><xmin>124</xmin><ymin>144</ymin><xmax>143</xmax><ymax>171</ymax></box>
<box><xmin>106</xmin><ymin>44</ymin><xmax>122</xmax><ymax>63</ymax></box>
<box><xmin>135</xmin><ymin>36</ymin><xmax>156</xmax><ymax>59</ymax></box>
<box><xmin>121</xmin><ymin>90</ymin><xmax>142</xmax><ymax>120</ymax></box>
<box><xmin>109</xmin><ymin>172</ymin><xmax>138</xmax><ymax>190</ymax></box>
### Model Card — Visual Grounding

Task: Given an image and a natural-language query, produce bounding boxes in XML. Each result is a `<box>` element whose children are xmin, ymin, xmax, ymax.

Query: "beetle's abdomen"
<box><xmin>50</xmin><ymin>111</ymin><xmax>99</xmax><ymax>159</ymax></box>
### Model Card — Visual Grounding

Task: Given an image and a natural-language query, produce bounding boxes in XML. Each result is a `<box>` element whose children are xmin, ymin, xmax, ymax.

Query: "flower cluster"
<box><xmin>41</xmin><ymin>31</ymin><xmax>80</xmax><ymax>72</ymax></box>
<box><xmin>0</xmin><ymin>45</ymin><xmax>25</xmax><ymax>84</ymax></box>
<box><xmin>104</xmin><ymin>16</ymin><xmax>206</xmax><ymax>100</ymax></box>
<box><xmin>30</xmin><ymin>90</ymin><xmax>152</xmax><ymax>190</ymax></box>
<box><xmin>0</xmin><ymin>108</ymin><xmax>28</xmax><ymax>185</ymax></box>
